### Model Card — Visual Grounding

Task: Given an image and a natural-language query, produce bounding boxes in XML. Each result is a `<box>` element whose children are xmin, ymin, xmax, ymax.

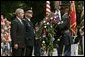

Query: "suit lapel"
<box><xmin>16</xmin><ymin>18</ymin><xmax>25</xmax><ymax>29</ymax></box>
<box><xmin>25</xmin><ymin>19</ymin><xmax>33</xmax><ymax>27</ymax></box>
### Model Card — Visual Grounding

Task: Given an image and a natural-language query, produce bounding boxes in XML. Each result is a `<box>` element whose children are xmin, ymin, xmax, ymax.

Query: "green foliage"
<box><xmin>1</xmin><ymin>1</ymin><xmax>84</xmax><ymax>22</ymax></box>
<box><xmin>1</xmin><ymin>1</ymin><xmax>30</xmax><ymax>20</ymax></box>
<box><xmin>35</xmin><ymin>12</ymin><xmax>57</xmax><ymax>55</ymax></box>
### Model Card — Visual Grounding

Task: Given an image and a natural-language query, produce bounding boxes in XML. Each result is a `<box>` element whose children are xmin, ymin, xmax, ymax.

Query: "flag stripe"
<box><xmin>46</xmin><ymin>1</ymin><xmax>51</xmax><ymax>16</ymax></box>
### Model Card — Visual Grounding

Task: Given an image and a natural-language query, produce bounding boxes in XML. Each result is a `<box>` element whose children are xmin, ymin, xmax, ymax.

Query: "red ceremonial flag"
<box><xmin>69</xmin><ymin>1</ymin><xmax>77</xmax><ymax>35</ymax></box>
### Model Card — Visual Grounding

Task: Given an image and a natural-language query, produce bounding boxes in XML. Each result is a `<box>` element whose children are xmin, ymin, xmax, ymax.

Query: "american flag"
<box><xmin>54</xmin><ymin>10</ymin><xmax>61</xmax><ymax>22</ymax></box>
<box><xmin>46</xmin><ymin>1</ymin><xmax>51</xmax><ymax>16</ymax></box>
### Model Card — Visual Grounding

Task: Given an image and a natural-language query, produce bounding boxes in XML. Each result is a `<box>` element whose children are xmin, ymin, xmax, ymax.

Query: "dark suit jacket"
<box><xmin>22</xmin><ymin>18</ymin><xmax>35</xmax><ymax>47</ymax></box>
<box><xmin>55</xmin><ymin>13</ymin><xmax>73</xmax><ymax>45</ymax></box>
<box><xmin>61</xmin><ymin>30</ymin><xmax>73</xmax><ymax>45</ymax></box>
<box><xmin>11</xmin><ymin>18</ymin><xmax>26</xmax><ymax>48</ymax></box>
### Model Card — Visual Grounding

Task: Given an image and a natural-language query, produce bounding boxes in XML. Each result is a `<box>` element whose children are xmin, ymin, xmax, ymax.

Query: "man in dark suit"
<box><xmin>55</xmin><ymin>7</ymin><xmax>73</xmax><ymax>56</ymax></box>
<box><xmin>22</xmin><ymin>8</ymin><xmax>35</xmax><ymax>56</ymax></box>
<box><xmin>60</xmin><ymin>7</ymin><xmax>73</xmax><ymax>56</ymax></box>
<box><xmin>11</xmin><ymin>8</ymin><xmax>26</xmax><ymax>56</ymax></box>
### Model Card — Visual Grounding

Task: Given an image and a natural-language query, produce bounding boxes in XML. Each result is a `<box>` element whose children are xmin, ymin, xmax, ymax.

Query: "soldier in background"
<box><xmin>22</xmin><ymin>8</ymin><xmax>35</xmax><ymax>56</ymax></box>
<box><xmin>55</xmin><ymin>6</ymin><xmax>73</xmax><ymax>56</ymax></box>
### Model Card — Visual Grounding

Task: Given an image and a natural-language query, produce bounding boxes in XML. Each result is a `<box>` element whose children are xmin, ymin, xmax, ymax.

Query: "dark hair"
<box><xmin>24</xmin><ymin>7</ymin><xmax>32</xmax><ymax>12</ymax></box>
<box><xmin>1</xmin><ymin>12</ymin><xmax>5</xmax><ymax>16</ymax></box>
<box><xmin>1</xmin><ymin>12</ymin><xmax>5</xmax><ymax>19</ymax></box>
